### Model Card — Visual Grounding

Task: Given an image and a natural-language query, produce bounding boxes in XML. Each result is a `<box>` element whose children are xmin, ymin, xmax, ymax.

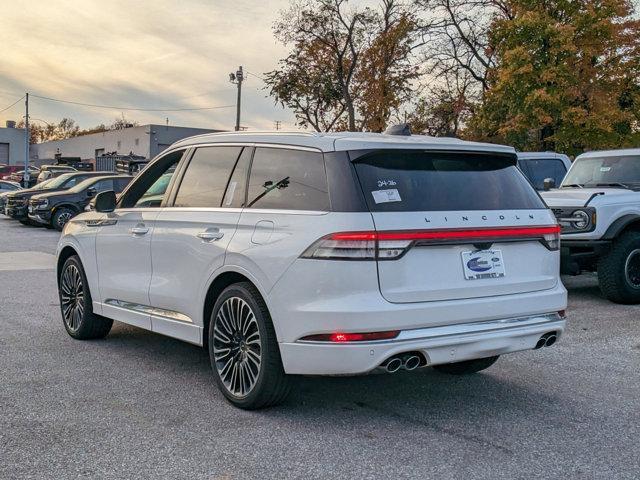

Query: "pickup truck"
<box><xmin>541</xmin><ymin>148</ymin><xmax>640</xmax><ymax>304</ymax></box>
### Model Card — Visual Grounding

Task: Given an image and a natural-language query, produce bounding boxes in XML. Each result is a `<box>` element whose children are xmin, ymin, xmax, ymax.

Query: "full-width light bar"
<box><xmin>301</xmin><ymin>225</ymin><xmax>561</xmax><ymax>260</ymax></box>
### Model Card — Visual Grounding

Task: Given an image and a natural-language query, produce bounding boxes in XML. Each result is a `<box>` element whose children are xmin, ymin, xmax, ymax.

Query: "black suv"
<box><xmin>29</xmin><ymin>175</ymin><xmax>132</xmax><ymax>230</ymax></box>
<box><xmin>5</xmin><ymin>172</ymin><xmax>112</xmax><ymax>224</ymax></box>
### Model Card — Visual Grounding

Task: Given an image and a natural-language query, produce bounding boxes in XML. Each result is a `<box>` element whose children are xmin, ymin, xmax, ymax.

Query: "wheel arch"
<box><xmin>57</xmin><ymin>245</ymin><xmax>79</xmax><ymax>281</ymax></box>
<box><xmin>53</xmin><ymin>203</ymin><xmax>81</xmax><ymax>214</ymax></box>
<box><xmin>603</xmin><ymin>214</ymin><xmax>640</xmax><ymax>240</ymax></box>
<box><xmin>202</xmin><ymin>270</ymin><xmax>266</xmax><ymax>350</ymax></box>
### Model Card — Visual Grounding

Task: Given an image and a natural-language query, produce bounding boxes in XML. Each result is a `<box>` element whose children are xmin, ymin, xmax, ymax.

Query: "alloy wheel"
<box><xmin>213</xmin><ymin>296</ymin><xmax>262</xmax><ymax>398</ymax></box>
<box><xmin>57</xmin><ymin>211</ymin><xmax>72</xmax><ymax>228</ymax></box>
<box><xmin>625</xmin><ymin>249</ymin><xmax>640</xmax><ymax>289</ymax></box>
<box><xmin>60</xmin><ymin>264</ymin><xmax>84</xmax><ymax>331</ymax></box>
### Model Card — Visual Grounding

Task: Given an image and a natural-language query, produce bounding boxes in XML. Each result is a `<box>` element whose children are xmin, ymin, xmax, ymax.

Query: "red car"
<box><xmin>0</xmin><ymin>164</ymin><xmax>23</xmax><ymax>178</ymax></box>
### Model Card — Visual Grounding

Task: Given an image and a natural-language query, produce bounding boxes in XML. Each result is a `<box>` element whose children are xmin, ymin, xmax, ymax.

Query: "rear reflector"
<box><xmin>301</xmin><ymin>225</ymin><xmax>561</xmax><ymax>260</ymax></box>
<box><xmin>300</xmin><ymin>330</ymin><xmax>400</xmax><ymax>342</ymax></box>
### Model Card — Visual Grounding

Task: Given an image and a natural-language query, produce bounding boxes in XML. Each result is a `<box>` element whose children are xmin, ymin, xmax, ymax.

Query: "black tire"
<box><xmin>433</xmin><ymin>356</ymin><xmax>499</xmax><ymax>375</ymax></box>
<box><xmin>58</xmin><ymin>255</ymin><xmax>113</xmax><ymax>339</ymax></box>
<box><xmin>597</xmin><ymin>231</ymin><xmax>640</xmax><ymax>304</ymax></box>
<box><xmin>19</xmin><ymin>218</ymin><xmax>34</xmax><ymax>226</ymax></box>
<box><xmin>208</xmin><ymin>282</ymin><xmax>290</xmax><ymax>409</ymax></box>
<box><xmin>53</xmin><ymin>207</ymin><xmax>75</xmax><ymax>231</ymax></box>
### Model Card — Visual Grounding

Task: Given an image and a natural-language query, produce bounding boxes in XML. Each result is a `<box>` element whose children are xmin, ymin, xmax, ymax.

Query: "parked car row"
<box><xmin>0</xmin><ymin>160</ymin><xmax>100</xmax><ymax>188</ymax></box>
<box><xmin>1</xmin><ymin>171</ymin><xmax>132</xmax><ymax>230</ymax></box>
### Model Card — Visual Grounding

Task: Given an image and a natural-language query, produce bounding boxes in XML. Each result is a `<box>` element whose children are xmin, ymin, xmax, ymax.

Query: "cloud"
<box><xmin>0</xmin><ymin>0</ymin><xmax>299</xmax><ymax>131</ymax></box>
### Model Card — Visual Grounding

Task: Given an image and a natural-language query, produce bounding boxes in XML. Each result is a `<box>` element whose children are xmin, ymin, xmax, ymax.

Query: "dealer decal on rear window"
<box><xmin>372</xmin><ymin>188</ymin><xmax>402</xmax><ymax>204</ymax></box>
<box><xmin>377</xmin><ymin>179</ymin><xmax>397</xmax><ymax>188</ymax></box>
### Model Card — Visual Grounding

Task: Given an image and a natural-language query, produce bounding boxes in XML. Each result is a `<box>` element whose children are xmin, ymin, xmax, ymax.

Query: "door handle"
<box><xmin>197</xmin><ymin>230</ymin><xmax>224</xmax><ymax>242</ymax></box>
<box><xmin>130</xmin><ymin>225</ymin><xmax>149</xmax><ymax>235</ymax></box>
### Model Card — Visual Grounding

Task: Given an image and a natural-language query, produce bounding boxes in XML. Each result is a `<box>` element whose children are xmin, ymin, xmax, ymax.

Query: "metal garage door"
<box><xmin>0</xmin><ymin>143</ymin><xmax>9</xmax><ymax>163</ymax></box>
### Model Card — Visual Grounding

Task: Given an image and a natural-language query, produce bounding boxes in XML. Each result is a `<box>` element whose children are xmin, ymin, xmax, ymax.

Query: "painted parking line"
<box><xmin>0</xmin><ymin>252</ymin><xmax>56</xmax><ymax>271</ymax></box>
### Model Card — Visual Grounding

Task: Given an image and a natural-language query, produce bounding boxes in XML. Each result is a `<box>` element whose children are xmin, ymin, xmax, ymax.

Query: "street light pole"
<box><xmin>229</xmin><ymin>66</ymin><xmax>244</xmax><ymax>131</ymax></box>
<box><xmin>23</xmin><ymin>93</ymin><xmax>30</xmax><ymax>187</ymax></box>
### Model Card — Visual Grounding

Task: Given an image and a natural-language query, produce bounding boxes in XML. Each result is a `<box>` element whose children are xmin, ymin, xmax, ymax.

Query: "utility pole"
<box><xmin>23</xmin><ymin>93</ymin><xmax>30</xmax><ymax>187</ymax></box>
<box><xmin>274</xmin><ymin>120</ymin><xmax>281</xmax><ymax>131</ymax></box>
<box><xmin>229</xmin><ymin>66</ymin><xmax>244</xmax><ymax>131</ymax></box>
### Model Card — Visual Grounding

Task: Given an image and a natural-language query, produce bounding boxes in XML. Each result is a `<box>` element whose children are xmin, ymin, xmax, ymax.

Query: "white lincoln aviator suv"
<box><xmin>56</xmin><ymin>130</ymin><xmax>567</xmax><ymax>409</ymax></box>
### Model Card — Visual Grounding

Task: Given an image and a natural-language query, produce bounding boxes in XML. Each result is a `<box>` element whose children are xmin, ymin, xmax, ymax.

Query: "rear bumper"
<box><xmin>280</xmin><ymin>312</ymin><xmax>566</xmax><ymax>375</ymax></box>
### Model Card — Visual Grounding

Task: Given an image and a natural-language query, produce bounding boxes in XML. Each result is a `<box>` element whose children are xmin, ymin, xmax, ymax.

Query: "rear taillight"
<box><xmin>300</xmin><ymin>231</ymin><xmax>411</xmax><ymax>260</ymax></box>
<box><xmin>300</xmin><ymin>225</ymin><xmax>561</xmax><ymax>260</ymax></box>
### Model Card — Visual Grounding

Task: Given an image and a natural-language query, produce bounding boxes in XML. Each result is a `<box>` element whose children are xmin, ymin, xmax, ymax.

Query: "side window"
<box><xmin>247</xmin><ymin>148</ymin><xmax>329</xmax><ymax>211</ymax></box>
<box><xmin>173</xmin><ymin>147</ymin><xmax>242</xmax><ymax>208</ymax></box>
<box><xmin>119</xmin><ymin>149</ymin><xmax>185</xmax><ymax>208</ymax></box>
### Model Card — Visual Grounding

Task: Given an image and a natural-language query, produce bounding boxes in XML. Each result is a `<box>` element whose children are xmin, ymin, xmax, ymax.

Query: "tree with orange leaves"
<box><xmin>466</xmin><ymin>0</ymin><xmax>640</xmax><ymax>155</ymax></box>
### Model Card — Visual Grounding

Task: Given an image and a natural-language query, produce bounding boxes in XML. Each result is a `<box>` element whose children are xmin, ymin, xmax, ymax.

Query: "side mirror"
<box><xmin>86</xmin><ymin>187</ymin><xmax>97</xmax><ymax>197</ymax></box>
<box><xmin>543</xmin><ymin>178</ymin><xmax>556</xmax><ymax>191</ymax></box>
<box><xmin>94</xmin><ymin>190</ymin><xmax>116</xmax><ymax>213</ymax></box>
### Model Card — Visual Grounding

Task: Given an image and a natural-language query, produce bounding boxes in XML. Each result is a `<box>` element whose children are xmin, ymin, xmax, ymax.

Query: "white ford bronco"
<box><xmin>541</xmin><ymin>148</ymin><xmax>640</xmax><ymax>304</ymax></box>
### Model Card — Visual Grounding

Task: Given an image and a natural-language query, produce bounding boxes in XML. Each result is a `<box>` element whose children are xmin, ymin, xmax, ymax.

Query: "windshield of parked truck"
<box><xmin>42</xmin><ymin>173</ymin><xmax>91</xmax><ymax>189</ymax></box>
<box><xmin>562</xmin><ymin>155</ymin><xmax>640</xmax><ymax>188</ymax></box>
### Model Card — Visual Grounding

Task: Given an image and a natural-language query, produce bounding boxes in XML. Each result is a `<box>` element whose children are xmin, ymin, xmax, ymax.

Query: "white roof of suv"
<box><xmin>171</xmin><ymin>131</ymin><xmax>516</xmax><ymax>155</ymax></box>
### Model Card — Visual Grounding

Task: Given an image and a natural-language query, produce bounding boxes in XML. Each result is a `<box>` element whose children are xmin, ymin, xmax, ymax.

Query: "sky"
<box><xmin>0</xmin><ymin>0</ymin><xmax>298</xmax><ymax>132</ymax></box>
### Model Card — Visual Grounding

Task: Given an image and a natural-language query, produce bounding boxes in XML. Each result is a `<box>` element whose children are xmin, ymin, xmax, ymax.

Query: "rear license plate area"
<box><xmin>461</xmin><ymin>249</ymin><xmax>505</xmax><ymax>280</ymax></box>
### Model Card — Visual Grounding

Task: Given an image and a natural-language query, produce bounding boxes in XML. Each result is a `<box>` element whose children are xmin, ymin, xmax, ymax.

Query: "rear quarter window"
<box><xmin>353</xmin><ymin>150</ymin><xmax>545</xmax><ymax>212</ymax></box>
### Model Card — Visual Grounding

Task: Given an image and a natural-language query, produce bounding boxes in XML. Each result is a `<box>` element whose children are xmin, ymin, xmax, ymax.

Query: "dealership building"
<box><xmin>31</xmin><ymin>124</ymin><xmax>222</xmax><ymax>163</ymax></box>
<box><xmin>0</xmin><ymin>122</ymin><xmax>28</xmax><ymax>165</ymax></box>
<box><xmin>1</xmin><ymin>122</ymin><xmax>222</xmax><ymax>167</ymax></box>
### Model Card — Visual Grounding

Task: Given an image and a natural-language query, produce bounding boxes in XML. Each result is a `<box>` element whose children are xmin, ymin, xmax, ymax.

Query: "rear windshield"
<box><xmin>353</xmin><ymin>150</ymin><xmax>545</xmax><ymax>211</ymax></box>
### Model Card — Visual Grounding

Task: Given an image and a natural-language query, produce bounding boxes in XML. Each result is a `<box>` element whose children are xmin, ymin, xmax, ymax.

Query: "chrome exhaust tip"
<box><xmin>535</xmin><ymin>337</ymin><xmax>547</xmax><ymax>349</ymax></box>
<box><xmin>545</xmin><ymin>335</ymin><xmax>557</xmax><ymax>347</ymax></box>
<box><xmin>385</xmin><ymin>357</ymin><xmax>403</xmax><ymax>373</ymax></box>
<box><xmin>403</xmin><ymin>355</ymin><xmax>421</xmax><ymax>371</ymax></box>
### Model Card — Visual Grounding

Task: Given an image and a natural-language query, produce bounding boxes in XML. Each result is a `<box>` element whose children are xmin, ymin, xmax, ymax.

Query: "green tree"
<box><xmin>467</xmin><ymin>0</ymin><xmax>640</xmax><ymax>155</ymax></box>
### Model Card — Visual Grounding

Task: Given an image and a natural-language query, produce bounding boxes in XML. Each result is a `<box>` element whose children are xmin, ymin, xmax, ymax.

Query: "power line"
<box><xmin>245</xmin><ymin>70</ymin><xmax>266</xmax><ymax>82</ymax></box>
<box><xmin>0</xmin><ymin>95</ymin><xmax>25</xmax><ymax>114</ymax></box>
<box><xmin>30</xmin><ymin>93</ymin><xmax>235</xmax><ymax>112</ymax></box>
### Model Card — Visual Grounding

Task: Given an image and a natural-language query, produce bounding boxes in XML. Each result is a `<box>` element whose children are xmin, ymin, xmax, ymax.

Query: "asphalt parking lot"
<box><xmin>1</xmin><ymin>217</ymin><xmax>639</xmax><ymax>479</ymax></box>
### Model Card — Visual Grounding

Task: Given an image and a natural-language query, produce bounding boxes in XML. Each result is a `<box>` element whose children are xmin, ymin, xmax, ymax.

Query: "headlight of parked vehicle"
<box><xmin>571</xmin><ymin>210</ymin><xmax>590</xmax><ymax>230</ymax></box>
<box><xmin>552</xmin><ymin>207</ymin><xmax>596</xmax><ymax>233</ymax></box>
<box><xmin>36</xmin><ymin>199</ymin><xmax>48</xmax><ymax>209</ymax></box>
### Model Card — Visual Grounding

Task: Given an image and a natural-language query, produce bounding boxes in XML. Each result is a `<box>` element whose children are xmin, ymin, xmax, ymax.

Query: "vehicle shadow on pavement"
<box><xmin>562</xmin><ymin>274</ymin><xmax>602</xmax><ymax>301</ymax></box>
<box><xmin>102</xmin><ymin>322</ymin><xmax>567</xmax><ymax>434</ymax></box>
